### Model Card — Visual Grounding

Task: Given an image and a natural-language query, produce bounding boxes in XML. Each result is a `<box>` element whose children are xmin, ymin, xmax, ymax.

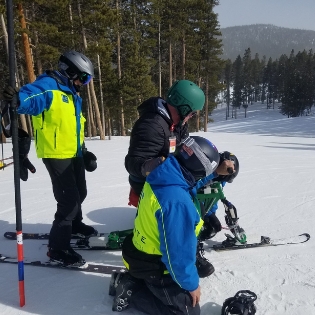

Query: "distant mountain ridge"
<box><xmin>219</xmin><ymin>24</ymin><xmax>315</xmax><ymax>60</ymax></box>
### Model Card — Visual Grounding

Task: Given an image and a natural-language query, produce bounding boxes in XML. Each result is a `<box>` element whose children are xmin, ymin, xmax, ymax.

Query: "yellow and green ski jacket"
<box><xmin>128</xmin><ymin>155</ymin><xmax>215</xmax><ymax>292</ymax></box>
<box><xmin>18</xmin><ymin>71</ymin><xmax>85</xmax><ymax>158</ymax></box>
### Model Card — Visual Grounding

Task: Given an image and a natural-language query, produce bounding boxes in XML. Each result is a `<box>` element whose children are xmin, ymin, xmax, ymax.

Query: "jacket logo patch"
<box><xmin>62</xmin><ymin>95</ymin><xmax>69</xmax><ymax>103</ymax></box>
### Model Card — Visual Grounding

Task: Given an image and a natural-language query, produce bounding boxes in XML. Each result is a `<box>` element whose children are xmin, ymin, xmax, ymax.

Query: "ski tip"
<box><xmin>3</xmin><ymin>232</ymin><xmax>16</xmax><ymax>239</ymax></box>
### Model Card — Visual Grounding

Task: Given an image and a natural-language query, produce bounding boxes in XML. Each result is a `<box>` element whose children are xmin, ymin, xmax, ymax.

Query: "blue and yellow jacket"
<box><xmin>18</xmin><ymin>71</ymin><xmax>85</xmax><ymax>158</ymax></box>
<box><xmin>128</xmin><ymin>155</ymin><xmax>215</xmax><ymax>292</ymax></box>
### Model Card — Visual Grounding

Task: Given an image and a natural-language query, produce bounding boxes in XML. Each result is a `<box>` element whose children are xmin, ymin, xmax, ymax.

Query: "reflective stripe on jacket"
<box><xmin>132</xmin><ymin>155</ymin><xmax>204</xmax><ymax>292</ymax></box>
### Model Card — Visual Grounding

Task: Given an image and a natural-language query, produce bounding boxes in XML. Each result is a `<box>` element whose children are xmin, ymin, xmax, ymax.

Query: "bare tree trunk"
<box><xmin>85</xmin><ymin>92</ymin><xmax>92</xmax><ymax>138</ymax></box>
<box><xmin>15</xmin><ymin>5</ymin><xmax>37</xmax><ymax>134</ymax></box>
<box><xmin>108</xmin><ymin>113</ymin><xmax>112</xmax><ymax>140</ymax></box>
<box><xmin>1</xmin><ymin>14</ymin><xmax>21</xmax><ymax>86</ymax></box>
<box><xmin>203</xmin><ymin>79</ymin><xmax>209</xmax><ymax>132</ymax></box>
<box><xmin>86</xmin><ymin>85</ymin><xmax>96</xmax><ymax>136</ymax></box>
<box><xmin>68</xmin><ymin>4</ymin><xmax>74</xmax><ymax>47</ymax></box>
<box><xmin>15</xmin><ymin>45</ymin><xmax>33</xmax><ymax>136</ymax></box>
<box><xmin>116</xmin><ymin>0</ymin><xmax>125</xmax><ymax>136</ymax></box>
<box><xmin>169</xmin><ymin>24</ymin><xmax>172</xmax><ymax>89</ymax></box>
<box><xmin>181</xmin><ymin>34</ymin><xmax>186</xmax><ymax>79</ymax></box>
<box><xmin>77</xmin><ymin>2</ymin><xmax>104</xmax><ymax>139</ymax></box>
<box><xmin>89</xmin><ymin>81</ymin><xmax>104</xmax><ymax>138</ymax></box>
<box><xmin>97</xmin><ymin>53</ymin><xmax>106</xmax><ymax>138</ymax></box>
<box><xmin>31</xmin><ymin>3</ymin><xmax>42</xmax><ymax>74</ymax></box>
<box><xmin>158</xmin><ymin>21</ymin><xmax>161</xmax><ymax>96</ymax></box>
<box><xmin>18</xmin><ymin>4</ymin><xmax>36</xmax><ymax>83</ymax></box>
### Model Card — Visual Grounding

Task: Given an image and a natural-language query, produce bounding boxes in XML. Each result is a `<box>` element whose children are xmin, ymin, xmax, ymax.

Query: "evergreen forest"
<box><xmin>0</xmin><ymin>0</ymin><xmax>223</xmax><ymax>138</ymax></box>
<box><xmin>0</xmin><ymin>1</ymin><xmax>314</xmax><ymax>141</ymax></box>
<box><xmin>223</xmin><ymin>48</ymin><xmax>315</xmax><ymax>119</ymax></box>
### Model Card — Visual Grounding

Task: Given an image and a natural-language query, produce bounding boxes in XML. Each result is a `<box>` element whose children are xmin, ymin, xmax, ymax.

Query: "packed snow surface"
<box><xmin>0</xmin><ymin>103</ymin><xmax>314</xmax><ymax>315</ymax></box>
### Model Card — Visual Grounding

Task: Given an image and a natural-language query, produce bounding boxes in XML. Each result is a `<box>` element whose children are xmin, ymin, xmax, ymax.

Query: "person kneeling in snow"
<box><xmin>109</xmin><ymin>136</ymin><xmax>235</xmax><ymax>315</ymax></box>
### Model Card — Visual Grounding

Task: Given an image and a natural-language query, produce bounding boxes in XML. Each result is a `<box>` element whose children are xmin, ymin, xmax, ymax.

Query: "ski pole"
<box><xmin>6</xmin><ymin>0</ymin><xmax>25</xmax><ymax>307</ymax></box>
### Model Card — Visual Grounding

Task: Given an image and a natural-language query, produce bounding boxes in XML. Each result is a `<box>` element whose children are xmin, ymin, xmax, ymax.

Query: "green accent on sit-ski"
<box><xmin>107</xmin><ymin>229</ymin><xmax>134</xmax><ymax>249</ymax></box>
<box><xmin>197</xmin><ymin>182</ymin><xmax>226</xmax><ymax>214</ymax></box>
<box><xmin>238</xmin><ymin>234</ymin><xmax>247</xmax><ymax>244</ymax></box>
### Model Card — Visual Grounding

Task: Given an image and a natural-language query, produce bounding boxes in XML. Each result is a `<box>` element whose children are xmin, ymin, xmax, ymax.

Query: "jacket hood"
<box><xmin>36</xmin><ymin>71</ymin><xmax>76</xmax><ymax>95</ymax></box>
<box><xmin>146</xmin><ymin>155</ymin><xmax>195</xmax><ymax>193</ymax></box>
<box><xmin>137</xmin><ymin>97</ymin><xmax>172</xmax><ymax>123</ymax></box>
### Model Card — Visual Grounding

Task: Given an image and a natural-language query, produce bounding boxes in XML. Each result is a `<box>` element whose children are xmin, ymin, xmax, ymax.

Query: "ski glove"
<box><xmin>2</xmin><ymin>86</ymin><xmax>19</xmax><ymax>102</ymax></box>
<box><xmin>141</xmin><ymin>156</ymin><xmax>165</xmax><ymax>177</ymax></box>
<box><xmin>222</xmin><ymin>199</ymin><xmax>247</xmax><ymax>244</ymax></box>
<box><xmin>18</xmin><ymin>128</ymin><xmax>36</xmax><ymax>181</ymax></box>
<box><xmin>82</xmin><ymin>149</ymin><xmax>97</xmax><ymax>172</ymax></box>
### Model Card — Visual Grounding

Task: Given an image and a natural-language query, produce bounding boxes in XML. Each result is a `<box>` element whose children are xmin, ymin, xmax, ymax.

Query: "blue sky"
<box><xmin>214</xmin><ymin>0</ymin><xmax>315</xmax><ymax>31</ymax></box>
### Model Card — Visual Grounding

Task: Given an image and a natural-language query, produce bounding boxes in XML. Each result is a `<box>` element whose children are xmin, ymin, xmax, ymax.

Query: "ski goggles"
<box><xmin>78</xmin><ymin>72</ymin><xmax>92</xmax><ymax>85</ymax></box>
<box><xmin>181</xmin><ymin>137</ymin><xmax>215</xmax><ymax>177</ymax></box>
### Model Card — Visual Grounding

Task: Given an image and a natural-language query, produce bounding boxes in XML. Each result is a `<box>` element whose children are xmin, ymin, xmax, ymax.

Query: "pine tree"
<box><xmin>232</xmin><ymin>55</ymin><xmax>243</xmax><ymax>117</ymax></box>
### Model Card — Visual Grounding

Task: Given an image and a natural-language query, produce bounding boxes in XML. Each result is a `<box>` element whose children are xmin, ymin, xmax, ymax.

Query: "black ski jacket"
<box><xmin>125</xmin><ymin>97</ymin><xmax>188</xmax><ymax>181</ymax></box>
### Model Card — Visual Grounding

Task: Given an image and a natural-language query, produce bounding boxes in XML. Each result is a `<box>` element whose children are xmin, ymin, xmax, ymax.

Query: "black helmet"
<box><xmin>175</xmin><ymin>136</ymin><xmax>220</xmax><ymax>181</ymax></box>
<box><xmin>215</xmin><ymin>151</ymin><xmax>239</xmax><ymax>183</ymax></box>
<box><xmin>221</xmin><ymin>290</ymin><xmax>257</xmax><ymax>315</ymax></box>
<box><xmin>58</xmin><ymin>50</ymin><xmax>94</xmax><ymax>84</ymax></box>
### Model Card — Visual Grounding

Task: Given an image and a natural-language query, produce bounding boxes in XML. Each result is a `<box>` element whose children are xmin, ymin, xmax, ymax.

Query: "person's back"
<box><xmin>125</xmin><ymin>97</ymin><xmax>172</xmax><ymax>181</ymax></box>
<box><xmin>125</xmin><ymin>80</ymin><xmax>206</xmax><ymax>206</ymax></box>
<box><xmin>111</xmin><ymin>135</ymin><xmax>235</xmax><ymax>315</ymax></box>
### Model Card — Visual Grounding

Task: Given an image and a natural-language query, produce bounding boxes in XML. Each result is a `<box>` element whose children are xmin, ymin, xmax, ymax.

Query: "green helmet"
<box><xmin>166</xmin><ymin>80</ymin><xmax>205</xmax><ymax>119</ymax></box>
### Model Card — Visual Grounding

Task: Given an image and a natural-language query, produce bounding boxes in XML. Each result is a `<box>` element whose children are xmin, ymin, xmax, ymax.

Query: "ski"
<box><xmin>0</xmin><ymin>254</ymin><xmax>126</xmax><ymax>275</ymax></box>
<box><xmin>64</xmin><ymin>232</ymin><xmax>310</xmax><ymax>251</ymax></box>
<box><xmin>4</xmin><ymin>230</ymin><xmax>133</xmax><ymax>250</ymax></box>
<box><xmin>3</xmin><ymin>231</ymin><xmax>107</xmax><ymax>240</ymax></box>
<box><xmin>211</xmin><ymin>233</ymin><xmax>310</xmax><ymax>252</ymax></box>
<box><xmin>5</xmin><ymin>231</ymin><xmax>310</xmax><ymax>252</ymax></box>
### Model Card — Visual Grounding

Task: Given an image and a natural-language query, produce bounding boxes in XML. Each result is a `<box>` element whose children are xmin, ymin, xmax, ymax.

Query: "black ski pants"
<box><xmin>43</xmin><ymin>157</ymin><xmax>87</xmax><ymax>250</ymax></box>
<box><xmin>130</xmin><ymin>274</ymin><xmax>200</xmax><ymax>315</ymax></box>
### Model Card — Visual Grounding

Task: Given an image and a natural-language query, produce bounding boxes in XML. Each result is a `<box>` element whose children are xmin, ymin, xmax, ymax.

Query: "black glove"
<box><xmin>141</xmin><ymin>157</ymin><xmax>165</xmax><ymax>177</ymax></box>
<box><xmin>215</xmin><ymin>152</ymin><xmax>238</xmax><ymax>183</ymax></box>
<box><xmin>19</xmin><ymin>157</ymin><xmax>36</xmax><ymax>181</ymax></box>
<box><xmin>82</xmin><ymin>146</ymin><xmax>97</xmax><ymax>172</ymax></box>
<box><xmin>17</xmin><ymin>128</ymin><xmax>36</xmax><ymax>181</ymax></box>
<box><xmin>2</xmin><ymin>86</ymin><xmax>19</xmax><ymax>102</ymax></box>
<box><xmin>223</xmin><ymin>202</ymin><xmax>238</xmax><ymax>228</ymax></box>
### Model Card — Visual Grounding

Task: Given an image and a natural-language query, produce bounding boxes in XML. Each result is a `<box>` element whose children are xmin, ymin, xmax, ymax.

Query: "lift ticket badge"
<box><xmin>169</xmin><ymin>136</ymin><xmax>176</xmax><ymax>153</ymax></box>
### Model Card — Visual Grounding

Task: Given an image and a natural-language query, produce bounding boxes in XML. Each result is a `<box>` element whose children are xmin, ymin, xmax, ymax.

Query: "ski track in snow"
<box><xmin>1</xmin><ymin>102</ymin><xmax>315</xmax><ymax>315</ymax></box>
